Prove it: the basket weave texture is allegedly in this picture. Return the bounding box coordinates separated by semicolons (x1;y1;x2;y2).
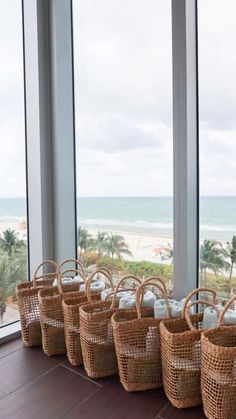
112;277;169;392
39;261;86;356
160;287;217;408
201;295;236;419
79;275;142;378
62;268;113;366
16;260;58;347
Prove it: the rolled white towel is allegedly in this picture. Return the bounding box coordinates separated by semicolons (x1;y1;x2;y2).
119;290;156;309
101;288;133;302
203;305;223;329
180;298;195;314
53;276;82;286
80;280;106;293
154;299;185;319
223;308;236;325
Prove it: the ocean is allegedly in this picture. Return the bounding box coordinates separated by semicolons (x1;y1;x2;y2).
0;196;236;241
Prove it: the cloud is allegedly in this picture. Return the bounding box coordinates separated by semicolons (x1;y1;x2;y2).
1;0;236;199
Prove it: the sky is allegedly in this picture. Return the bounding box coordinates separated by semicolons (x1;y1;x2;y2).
0;0;236;197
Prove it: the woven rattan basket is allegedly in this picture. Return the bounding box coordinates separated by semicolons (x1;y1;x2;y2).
79;275;142;378
38;264;86;356
112;278;169;392
16;260;58;347
160;287;217;408
201;295;236;419
62;268;113;366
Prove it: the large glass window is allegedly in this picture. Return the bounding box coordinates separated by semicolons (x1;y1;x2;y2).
73;1;173;286
0;1;27;327
198;0;236;297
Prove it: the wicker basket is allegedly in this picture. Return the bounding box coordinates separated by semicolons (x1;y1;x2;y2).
38;266;86;356
201;295;236;419
16;260;58;347
80;275;142;379
62;268;113;366
112;279;169;392
160;287;217;408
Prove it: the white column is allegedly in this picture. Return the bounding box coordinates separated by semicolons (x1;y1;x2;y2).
22;0;77;276
172;0;199;299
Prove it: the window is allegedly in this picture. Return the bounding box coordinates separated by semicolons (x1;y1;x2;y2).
0;1;28;327
73;0;173;285
198;0;236;298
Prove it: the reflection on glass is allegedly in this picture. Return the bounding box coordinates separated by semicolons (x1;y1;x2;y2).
198;0;236;298
0;1;27;327
73;0;173;288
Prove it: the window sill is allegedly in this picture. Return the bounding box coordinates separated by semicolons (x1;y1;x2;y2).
0;322;21;344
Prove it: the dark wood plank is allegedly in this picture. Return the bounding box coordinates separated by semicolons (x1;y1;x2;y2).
64;375;168;419
0;346;66;395
159;402;206;419
62;360;114;386
0;338;23;358
0;365;100;419
0;389;6;400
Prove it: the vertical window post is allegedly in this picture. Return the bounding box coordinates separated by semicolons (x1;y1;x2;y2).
22;0;77;275
172;0;199;298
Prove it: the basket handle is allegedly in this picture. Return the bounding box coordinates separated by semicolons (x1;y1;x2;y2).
58;258;86;277
57;268;85;294
135;281;170;320
184;299;220;331
143;276;168;295
33;260;59;287
218;294;236;327
182;287;217;315
96;266;112;277
86;268;113;302
110;275;142;309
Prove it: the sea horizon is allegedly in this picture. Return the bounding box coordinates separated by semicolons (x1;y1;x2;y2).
0;196;236;241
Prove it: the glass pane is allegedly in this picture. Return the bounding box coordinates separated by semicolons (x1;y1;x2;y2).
73;0;173;288
198;0;236;298
0;1;28;327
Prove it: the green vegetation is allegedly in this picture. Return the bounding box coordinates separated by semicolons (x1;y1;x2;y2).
80;228;236;297
0;229;27;323
0;228;26;257
199;239;229;287
78;230;132;262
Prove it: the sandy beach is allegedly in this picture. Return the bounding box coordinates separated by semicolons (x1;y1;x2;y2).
0;221;173;264
84;228;173;264
0;221;27;241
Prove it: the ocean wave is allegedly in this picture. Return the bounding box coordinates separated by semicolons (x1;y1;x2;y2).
200;224;236;232
0;216;23;222
79;218;236;233
80;218;173;230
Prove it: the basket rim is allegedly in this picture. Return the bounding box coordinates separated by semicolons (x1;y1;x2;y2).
201;325;236;355
112;307;154;325
159;314;203;338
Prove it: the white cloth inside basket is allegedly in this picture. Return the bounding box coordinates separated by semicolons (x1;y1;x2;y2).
203;305;236;329
101;288;133;302
119;342;147;358
154;299;183;319
80;280;106;293
25;310;40;325
86;322;113;345
203;305;223;329
53;276;82;286
44;316;64;328
119;290;156;309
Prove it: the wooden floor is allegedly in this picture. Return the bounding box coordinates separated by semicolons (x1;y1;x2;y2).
0;338;206;419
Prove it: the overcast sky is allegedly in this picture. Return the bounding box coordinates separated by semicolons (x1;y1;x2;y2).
0;0;236;197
